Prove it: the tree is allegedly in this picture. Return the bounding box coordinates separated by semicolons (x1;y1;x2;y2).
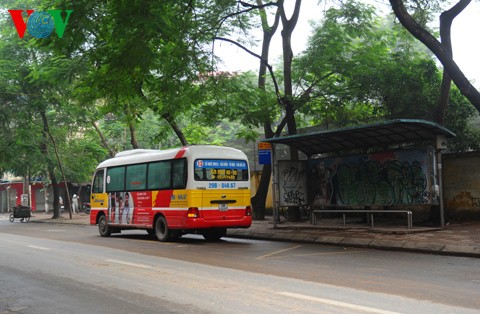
213;1;306;219
215;0;283;220
278;0;302;160
251;0;281;220
389;0;480;116
293;1;382;126
295;1;479;151
0;0;106;218
435;0;471;125
51;0;218;150
444;88;480;152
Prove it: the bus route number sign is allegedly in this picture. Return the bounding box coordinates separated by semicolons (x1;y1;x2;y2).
210;168;238;180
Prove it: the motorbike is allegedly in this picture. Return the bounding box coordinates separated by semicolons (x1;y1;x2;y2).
82;202;91;214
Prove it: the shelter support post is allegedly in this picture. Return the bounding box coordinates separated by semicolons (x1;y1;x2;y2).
437;151;445;228
271;143;279;229
436;134;447;228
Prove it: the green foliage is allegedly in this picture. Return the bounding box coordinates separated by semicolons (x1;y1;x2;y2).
353;55;442;120
402;0;443;27
1;0;479;189
445;88;480;152
0;0;103;182
199;72;280;128
292;0;478;150
60;133;108;183
293;1;386;127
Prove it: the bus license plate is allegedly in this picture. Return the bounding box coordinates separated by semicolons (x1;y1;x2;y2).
218;203;228;211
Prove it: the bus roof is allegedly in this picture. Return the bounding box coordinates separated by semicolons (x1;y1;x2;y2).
97;145;248;169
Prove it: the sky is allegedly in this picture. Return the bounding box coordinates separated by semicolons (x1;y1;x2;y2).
214;1;480;88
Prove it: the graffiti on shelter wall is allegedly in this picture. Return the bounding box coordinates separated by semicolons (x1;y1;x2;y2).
278;161;307;206
308;149;432;206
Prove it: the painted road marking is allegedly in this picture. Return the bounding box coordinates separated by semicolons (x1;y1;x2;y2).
256;245;302;259
367;267;389;272
278;292;400;314
27;245;51;251
265;250;368;260
105;259;151;269
257;245;367;260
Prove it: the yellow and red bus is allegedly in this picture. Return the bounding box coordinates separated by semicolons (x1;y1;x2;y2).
89;145;252;241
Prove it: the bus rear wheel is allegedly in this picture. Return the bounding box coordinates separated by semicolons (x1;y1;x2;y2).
203;228;227;241
98;215;111;237
155;216;170;242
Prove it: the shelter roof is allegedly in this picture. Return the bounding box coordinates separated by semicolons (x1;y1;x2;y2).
263;119;455;157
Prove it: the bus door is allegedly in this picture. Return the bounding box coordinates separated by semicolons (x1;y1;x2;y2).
91;169;108;216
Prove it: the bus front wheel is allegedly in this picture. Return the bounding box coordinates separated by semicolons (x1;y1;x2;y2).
98;215;111;237
155;216;170;242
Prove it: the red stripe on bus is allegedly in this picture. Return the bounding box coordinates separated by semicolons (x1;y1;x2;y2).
175;147;187;158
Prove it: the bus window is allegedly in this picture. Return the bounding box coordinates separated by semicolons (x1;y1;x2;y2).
106;166;125;192
92;170;104;194
172;159;186;189
148;161;171;190
126;164;147;191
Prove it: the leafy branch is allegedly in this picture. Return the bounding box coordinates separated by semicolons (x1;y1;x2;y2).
214;36;282;101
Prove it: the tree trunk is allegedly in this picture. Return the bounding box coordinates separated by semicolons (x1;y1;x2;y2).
137;87;188;147
389;0;480;112
279;0;301;161
162;112;188;146
40;110;72;219
251;1;280;220
252;123;275;220
129;122;140;149
49;168;60;219
279;0;302;220
435;0;471;125
252;164;271;220
91;120;115;158
39;118;60;219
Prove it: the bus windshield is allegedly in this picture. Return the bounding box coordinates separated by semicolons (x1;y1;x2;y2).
194;159;248;181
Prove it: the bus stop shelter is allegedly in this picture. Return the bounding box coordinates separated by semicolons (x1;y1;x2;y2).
263;119;456;228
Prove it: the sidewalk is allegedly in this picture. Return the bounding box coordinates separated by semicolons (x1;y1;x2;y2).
5;212;480;258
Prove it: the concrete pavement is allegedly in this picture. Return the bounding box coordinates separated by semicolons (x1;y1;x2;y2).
3;211;480;258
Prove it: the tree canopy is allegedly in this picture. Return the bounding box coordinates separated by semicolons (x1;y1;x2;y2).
1;0;479;218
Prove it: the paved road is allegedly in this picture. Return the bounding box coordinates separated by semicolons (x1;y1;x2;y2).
1;221;479;313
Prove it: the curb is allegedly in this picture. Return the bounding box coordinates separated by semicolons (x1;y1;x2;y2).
228;232;480;258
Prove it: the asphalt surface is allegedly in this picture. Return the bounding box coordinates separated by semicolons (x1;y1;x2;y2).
3;211;480;258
